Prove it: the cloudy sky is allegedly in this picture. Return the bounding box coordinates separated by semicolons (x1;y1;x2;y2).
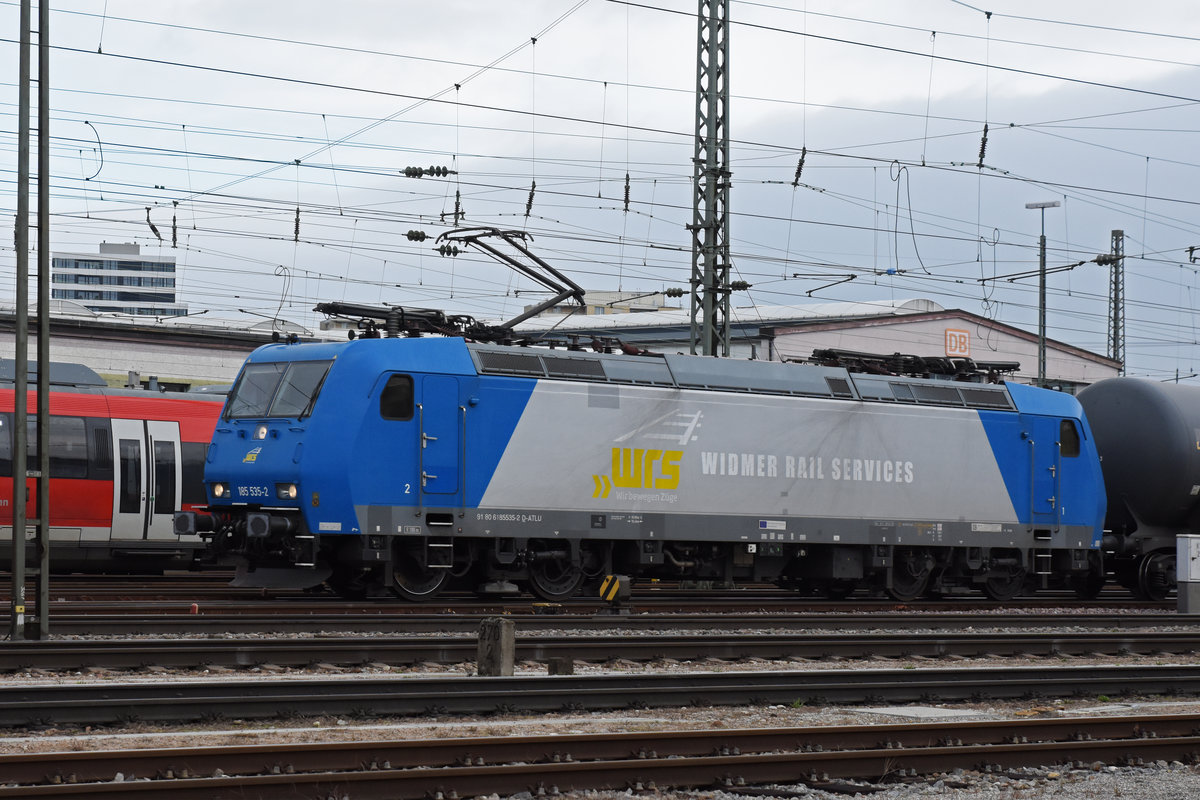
2;0;1198;379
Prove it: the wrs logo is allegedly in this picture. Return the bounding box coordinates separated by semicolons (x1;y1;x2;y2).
593;447;682;498
243;447;262;464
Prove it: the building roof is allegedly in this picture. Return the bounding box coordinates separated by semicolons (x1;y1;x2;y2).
0;301;312;336
768;306;1120;368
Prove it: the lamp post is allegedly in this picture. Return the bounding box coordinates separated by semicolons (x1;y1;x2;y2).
1025;200;1061;387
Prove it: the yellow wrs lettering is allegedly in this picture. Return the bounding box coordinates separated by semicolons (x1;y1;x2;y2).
611;447;682;490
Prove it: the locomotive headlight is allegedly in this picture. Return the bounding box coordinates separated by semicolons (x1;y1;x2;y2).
254;424;269;440
276;483;298;501
212;482;230;499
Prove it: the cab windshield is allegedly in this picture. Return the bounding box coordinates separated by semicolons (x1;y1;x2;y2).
225;360;333;419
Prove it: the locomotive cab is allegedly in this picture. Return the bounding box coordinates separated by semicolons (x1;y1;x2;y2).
176;337;497;599
176;346;337;589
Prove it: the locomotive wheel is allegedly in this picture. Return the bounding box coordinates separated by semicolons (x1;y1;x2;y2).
1135;551;1175;601
887;547;932;602
390;544;448;602
527;551;584;601
526;540;606;601
981;566;1027;602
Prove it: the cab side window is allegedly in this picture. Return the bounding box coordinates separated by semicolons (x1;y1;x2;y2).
380;375;414;421
1060;419;1081;458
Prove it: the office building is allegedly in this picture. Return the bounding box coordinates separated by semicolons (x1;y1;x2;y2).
51;242;187;318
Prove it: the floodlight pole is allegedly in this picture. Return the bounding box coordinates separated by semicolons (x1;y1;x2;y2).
1025;200;1060;387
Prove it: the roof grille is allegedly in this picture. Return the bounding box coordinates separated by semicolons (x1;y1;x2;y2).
543;356;606;379
959;387;1012;409
911;384;964;406
826;377;854;398
476;350;545;376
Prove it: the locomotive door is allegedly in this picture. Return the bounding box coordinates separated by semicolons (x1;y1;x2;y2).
110;419;183;541
417;376;461;501
1028;416;1061;529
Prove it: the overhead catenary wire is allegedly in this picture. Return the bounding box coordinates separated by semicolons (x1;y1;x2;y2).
1;2;1196;378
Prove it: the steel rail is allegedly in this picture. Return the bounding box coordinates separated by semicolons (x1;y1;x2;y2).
0;596;1166;612
0;611;1188;636
4;664;1200;728
4;629;1200;672
2;714;1199;797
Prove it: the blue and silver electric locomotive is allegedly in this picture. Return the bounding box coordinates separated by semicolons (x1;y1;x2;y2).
177;316;1106;602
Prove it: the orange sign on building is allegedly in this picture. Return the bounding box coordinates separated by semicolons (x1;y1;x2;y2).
945;328;970;358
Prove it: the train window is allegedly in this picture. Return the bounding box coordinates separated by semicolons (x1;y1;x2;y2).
153;440;177;514
380;375;414;420
268;360;332;418
226;362;286;418
89;420;114;481
118;438;141;513
1060;419;1081;458
52;416;88;478
23;416;88;478
180;442;208;505
226;360;333;419
0;415;9;475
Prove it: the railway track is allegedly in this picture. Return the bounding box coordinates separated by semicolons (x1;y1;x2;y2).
0;596;1171;615
0;610;1189;636
3;629;1200;672
2;713;1199;798
4;663;1200;728
0;572;1170;612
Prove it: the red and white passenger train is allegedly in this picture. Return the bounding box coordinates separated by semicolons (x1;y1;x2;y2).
0;361;223;573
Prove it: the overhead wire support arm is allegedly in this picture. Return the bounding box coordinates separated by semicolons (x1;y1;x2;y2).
976;260;1087;283
804;274;856;296
436;227;585;329
976;249;1129;284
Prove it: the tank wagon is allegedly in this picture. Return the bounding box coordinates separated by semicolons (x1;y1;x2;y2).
1076;378;1200;600
176;332;1106;602
1;360;223;573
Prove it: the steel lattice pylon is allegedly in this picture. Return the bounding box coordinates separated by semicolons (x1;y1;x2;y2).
1107;230;1125;373
689;0;731;356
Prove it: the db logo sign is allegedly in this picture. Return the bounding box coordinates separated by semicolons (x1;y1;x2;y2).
945;329;970;358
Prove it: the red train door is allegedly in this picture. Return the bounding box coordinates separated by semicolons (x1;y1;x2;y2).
110;419;183;541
